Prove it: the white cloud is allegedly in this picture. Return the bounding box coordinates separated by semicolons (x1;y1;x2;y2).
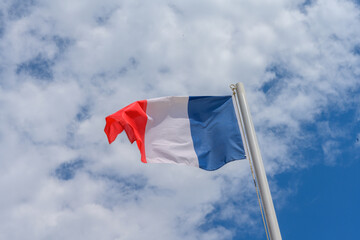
322;140;342;165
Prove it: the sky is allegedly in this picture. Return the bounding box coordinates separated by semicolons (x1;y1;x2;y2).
0;0;359;239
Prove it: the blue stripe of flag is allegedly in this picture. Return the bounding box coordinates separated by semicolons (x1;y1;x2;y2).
188;96;246;170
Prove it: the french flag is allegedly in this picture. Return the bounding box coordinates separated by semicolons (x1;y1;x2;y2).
104;96;246;170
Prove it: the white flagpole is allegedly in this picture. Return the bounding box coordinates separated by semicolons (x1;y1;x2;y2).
234;83;282;240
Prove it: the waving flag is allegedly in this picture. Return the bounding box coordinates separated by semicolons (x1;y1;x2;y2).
104;96;246;170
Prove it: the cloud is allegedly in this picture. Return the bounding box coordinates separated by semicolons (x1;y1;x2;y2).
321;140;342;166
7;0;35;20
0;0;359;239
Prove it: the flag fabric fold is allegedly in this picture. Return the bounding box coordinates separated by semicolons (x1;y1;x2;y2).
104;95;246;170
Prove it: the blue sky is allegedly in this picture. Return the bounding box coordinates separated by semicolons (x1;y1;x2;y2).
0;0;359;239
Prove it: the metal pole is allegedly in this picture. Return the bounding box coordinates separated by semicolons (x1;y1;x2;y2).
235;83;282;240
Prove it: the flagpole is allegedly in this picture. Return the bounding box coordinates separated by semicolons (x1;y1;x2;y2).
234;83;282;240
